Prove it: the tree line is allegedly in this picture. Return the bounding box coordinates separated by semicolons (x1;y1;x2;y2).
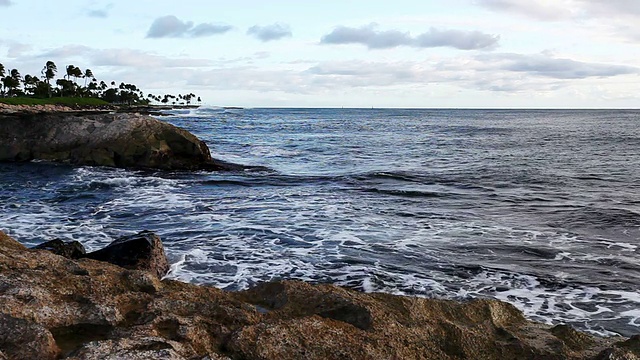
0;61;201;106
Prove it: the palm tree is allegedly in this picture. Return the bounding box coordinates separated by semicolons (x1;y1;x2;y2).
56;79;74;97
72;67;83;85
83;69;93;87
2;69;21;97
23;74;39;96
65;65;74;82
41;61;57;98
0;63;5;97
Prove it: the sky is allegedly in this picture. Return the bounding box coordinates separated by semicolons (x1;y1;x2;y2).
1;0;639;108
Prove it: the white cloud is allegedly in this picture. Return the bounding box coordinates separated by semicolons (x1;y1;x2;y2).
146;15;232;38
320;24;499;50
579;0;640;17
247;23;292;42
478;53;639;79
0;0;12;6
37;45;212;68
475;0;574;21
476;0;640;21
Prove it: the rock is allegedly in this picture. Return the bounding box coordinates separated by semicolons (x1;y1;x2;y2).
0;112;251;171
0;230;639;359
63;337;186;360
0;231;26;251
84;231;169;278
0;313;60;360
32;239;86;259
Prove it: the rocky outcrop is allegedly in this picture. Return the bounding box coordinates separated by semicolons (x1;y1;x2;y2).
0;230;638;360
33;239;86;259
84;231;169;278
33;232;170;278
0;112;249;171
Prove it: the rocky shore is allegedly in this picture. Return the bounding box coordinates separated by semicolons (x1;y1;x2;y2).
1;107;639;359
0;103;82;114
1;230;639;360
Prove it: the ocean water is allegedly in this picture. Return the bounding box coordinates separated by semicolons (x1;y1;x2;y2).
1;108;639;337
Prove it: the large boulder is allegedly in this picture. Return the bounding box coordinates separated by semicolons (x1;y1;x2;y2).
84;231;169;278
32;239;86;259
0;112;245;171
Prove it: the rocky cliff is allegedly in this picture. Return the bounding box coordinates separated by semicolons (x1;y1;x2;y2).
0;230;638;360
0;111;247;171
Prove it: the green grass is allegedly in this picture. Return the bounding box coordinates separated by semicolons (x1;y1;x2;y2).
0;97;109;106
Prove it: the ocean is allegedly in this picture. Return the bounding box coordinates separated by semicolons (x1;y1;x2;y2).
1;108;639;337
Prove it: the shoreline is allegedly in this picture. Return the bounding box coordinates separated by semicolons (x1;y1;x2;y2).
0;102;198;116
1;229;638;359
1;108;639;359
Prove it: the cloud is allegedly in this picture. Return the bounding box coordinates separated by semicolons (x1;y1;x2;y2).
6;43;32;58
474;1;640;43
146;15;232;38
577;0;640;18
481;53;639;79
415;29;501;50
476;0;640;21
0;0;12;6
190;23;234;37
86;3;113;18
87;9;108;18
37;45;212;68
0;40;32;58
321;25;410;49
475;0;574;21
320;24;499;50
247;23;292;42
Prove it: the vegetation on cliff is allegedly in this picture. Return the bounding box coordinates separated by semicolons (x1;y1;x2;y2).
0;61;201;106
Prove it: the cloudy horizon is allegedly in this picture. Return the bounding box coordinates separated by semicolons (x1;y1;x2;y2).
0;0;639;108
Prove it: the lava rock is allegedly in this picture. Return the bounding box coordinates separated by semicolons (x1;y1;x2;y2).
32;239;86;259
84;231;169;278
1;229;640;360
0;313;60;360
0;112;250;171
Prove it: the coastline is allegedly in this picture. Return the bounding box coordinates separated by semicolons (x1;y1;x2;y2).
1;229;637;359
1;108;639;359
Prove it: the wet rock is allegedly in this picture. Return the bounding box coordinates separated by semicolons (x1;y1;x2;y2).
85;231;169;278
0;112;249;171
1;229;639;360
32;239;86;259
0;313;60;360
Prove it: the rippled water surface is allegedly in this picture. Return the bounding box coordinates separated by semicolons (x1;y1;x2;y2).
1;108;639;336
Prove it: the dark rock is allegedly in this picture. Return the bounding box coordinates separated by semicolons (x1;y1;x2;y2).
0;112;255;171
0;313;60;360
551;324;596;351
84;231;169;278
32;239;86;259
595;335;640;359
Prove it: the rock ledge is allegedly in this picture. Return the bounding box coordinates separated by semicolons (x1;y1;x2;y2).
0;230;638;360
0;112;250;171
